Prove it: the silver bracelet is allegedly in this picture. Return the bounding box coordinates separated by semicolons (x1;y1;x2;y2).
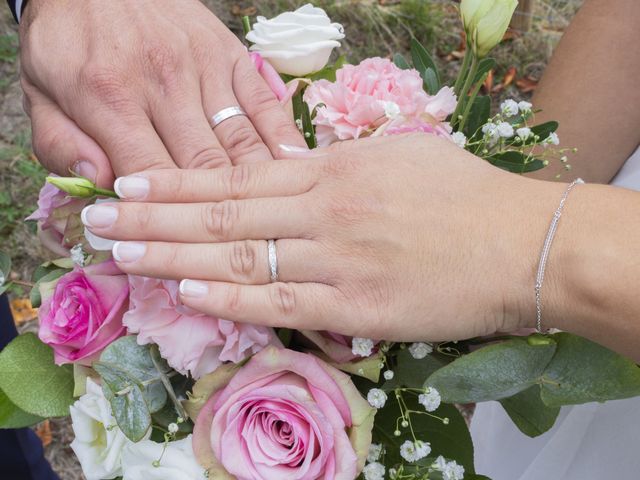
535;178;584;333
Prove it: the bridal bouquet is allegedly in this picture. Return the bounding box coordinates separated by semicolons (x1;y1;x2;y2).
2;2;640;480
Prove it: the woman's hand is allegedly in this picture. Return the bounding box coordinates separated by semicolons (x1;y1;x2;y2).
81;135;565;342
19;0;305;186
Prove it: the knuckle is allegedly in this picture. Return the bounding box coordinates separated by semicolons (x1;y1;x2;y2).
79;64;132;110
224;284;244;314
270;283;297;318
224;125;263;159
230;241;257;280
32;125;67;164
202;200;238;240
185;146;229;169
324;194;381;224
226;164;251;199
141;41;181;88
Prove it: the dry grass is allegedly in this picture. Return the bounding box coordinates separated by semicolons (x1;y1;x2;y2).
0;1;582;478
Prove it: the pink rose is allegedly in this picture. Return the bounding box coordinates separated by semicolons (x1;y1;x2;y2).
250;52;296;103
192;346;375;480
38;260;128;365
123;276;278;379
26;179;91;256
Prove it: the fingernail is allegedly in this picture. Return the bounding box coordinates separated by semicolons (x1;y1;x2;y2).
73;161;98;182
114;176;150;200
179;279;209;298
112;242;147;263
278;144;326;158
81;204;118;228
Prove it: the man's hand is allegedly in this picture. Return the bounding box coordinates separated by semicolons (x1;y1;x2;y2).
19;0;305;186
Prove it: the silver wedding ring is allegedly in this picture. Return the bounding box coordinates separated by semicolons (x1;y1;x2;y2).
267;239;278;283
210;106;247;128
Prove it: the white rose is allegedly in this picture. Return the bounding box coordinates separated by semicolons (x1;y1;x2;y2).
246;3;344;76
121;435;206;480
70;378;132;480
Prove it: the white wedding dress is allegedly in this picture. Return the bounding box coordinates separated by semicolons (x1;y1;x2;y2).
471;146;640;480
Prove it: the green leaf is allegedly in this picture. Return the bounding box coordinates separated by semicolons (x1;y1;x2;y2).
31;263;62;283
411;38;440;92
393;53;411;70
0;388;45;429
0;251;11;286
0;283;11;296
472;58;496;86
98;336;167;413
307;55;347;82
463;95;491;140
30;268;67;308
530;121;558;143
422;67;440;95
540;333;640;407
373;394;475;474
94;362;151;442
487;151;545;174
152;402;193;435
426;338;557;403
0;333;74;417
499;385;560;437
388;349;451;390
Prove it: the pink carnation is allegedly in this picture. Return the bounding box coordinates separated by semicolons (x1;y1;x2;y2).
123;276;279;379
26;179;90;256
38;260;128;365
304;57;457;146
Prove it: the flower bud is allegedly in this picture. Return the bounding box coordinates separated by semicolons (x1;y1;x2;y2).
460;0;518;58
46;176;97;198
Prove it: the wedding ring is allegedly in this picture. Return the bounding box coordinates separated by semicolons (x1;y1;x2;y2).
210;106;247;128
267;239;278;283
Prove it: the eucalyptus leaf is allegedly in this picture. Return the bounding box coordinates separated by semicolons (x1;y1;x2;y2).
94;362;151;442
541;333;640;407
0;388;45;429
372;393;475;474
393;53;411;70
426;338;557;403
31;263;62;283
0;251;11;286
488;151;545;174
499;385;560;437
411;38;440;92
0;333;74;417
387;349;451;390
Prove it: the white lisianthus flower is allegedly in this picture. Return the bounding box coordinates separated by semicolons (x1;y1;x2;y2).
500;99;519;117
419;387;442;412
246;4;345;76
496;121;514;138
362;462;386;480
451;131;467;148
399;440;431;463
352;337;375;357
121;435;205;480
408;342;433;359
460;0;519;58
516;127;532;141
367;443;383;463
70;378;133;480
367;388;388;409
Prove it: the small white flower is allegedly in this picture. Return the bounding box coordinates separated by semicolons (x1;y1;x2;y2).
500;99;519;117
451;131;467;148
352;337;375;357
168;423;179;434
443;460;465;480
367;443;383;463
399;440;431;463
481;122;499;142
383;370;395;381
516;127;532;141
497;122;514;138
418;387;441;412
518;100;533;112
367;388;388;409
363;462;386;480
70;243;86;267
389;468;398;479
433;455;448;470
408;342;433;360
382;101;401;119
545;132;560;146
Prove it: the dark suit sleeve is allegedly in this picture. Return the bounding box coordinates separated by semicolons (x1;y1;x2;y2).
6;0;27;23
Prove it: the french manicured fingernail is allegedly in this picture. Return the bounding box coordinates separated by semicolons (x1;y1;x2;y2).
278;144;326;158
179;279;209;298
112;242;147;263
81;204;118;228
114;176;150;200
73;161;98;182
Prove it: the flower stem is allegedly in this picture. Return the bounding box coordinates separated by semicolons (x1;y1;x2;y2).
451;56;479;129
458;72;488;132
453;47;472;97
93;188;119;199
